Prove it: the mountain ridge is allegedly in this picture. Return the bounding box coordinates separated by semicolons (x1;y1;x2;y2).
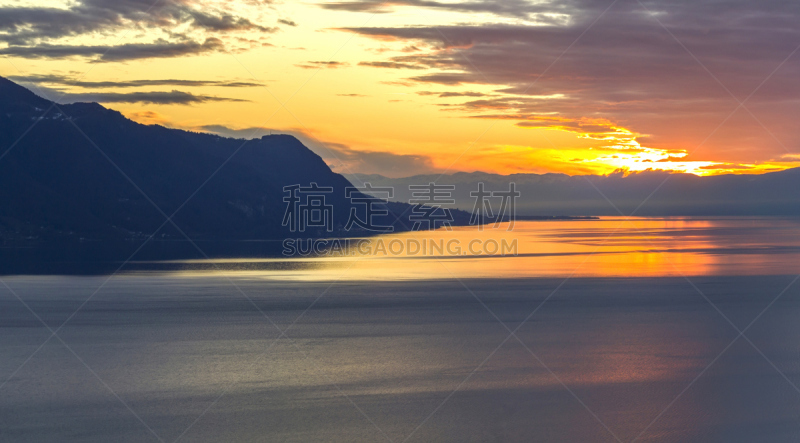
0;77;460;247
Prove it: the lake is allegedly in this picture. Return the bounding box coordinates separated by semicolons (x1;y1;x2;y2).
2;217;800;442
145;216;800;280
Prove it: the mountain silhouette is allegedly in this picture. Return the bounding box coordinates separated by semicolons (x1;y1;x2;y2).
348;167;800;217
0;77;462;253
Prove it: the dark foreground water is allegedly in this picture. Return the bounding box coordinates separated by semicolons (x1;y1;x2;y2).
2;275;800;442
2;218;800;442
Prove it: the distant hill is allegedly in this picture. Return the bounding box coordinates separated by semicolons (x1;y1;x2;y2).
346;168;800;216
0;77;466;249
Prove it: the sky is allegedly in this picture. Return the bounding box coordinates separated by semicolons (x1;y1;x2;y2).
1;0;800;178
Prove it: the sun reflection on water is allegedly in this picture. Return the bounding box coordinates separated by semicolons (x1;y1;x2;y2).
162;217;800;281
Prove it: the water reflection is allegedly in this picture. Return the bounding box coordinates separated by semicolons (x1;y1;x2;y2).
162;217;800;280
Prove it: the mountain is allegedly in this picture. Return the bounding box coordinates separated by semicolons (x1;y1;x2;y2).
346;168;800;216
0;77;465;250
3;73;798;259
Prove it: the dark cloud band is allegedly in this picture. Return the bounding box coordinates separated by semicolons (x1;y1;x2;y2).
59;90;249;105
8;74;263;89
0;38;225;62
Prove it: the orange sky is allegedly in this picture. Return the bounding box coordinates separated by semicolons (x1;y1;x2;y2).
1;0;799;177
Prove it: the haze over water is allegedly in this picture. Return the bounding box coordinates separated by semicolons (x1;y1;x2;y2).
3;217;800;442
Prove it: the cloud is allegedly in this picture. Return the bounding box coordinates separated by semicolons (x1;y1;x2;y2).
417;91;489;98
295;61;349;69
320;1;391;13
319;0;568;19
7;74;263;88
198;124;440;177
322;144;441;178
0;0;277;60
408;73;475;85
187;10;274;33
0;1;273;43
340;1;800;163
512;116;636;139
58;90;249;105
698;163;754;170
0;38;226;62
358;61;426;70
278;19;298;27
380;80;415;87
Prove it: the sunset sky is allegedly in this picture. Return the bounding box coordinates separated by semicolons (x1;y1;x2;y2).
2;0;800;177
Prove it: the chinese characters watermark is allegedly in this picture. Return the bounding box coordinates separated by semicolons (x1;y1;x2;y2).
281;181;521;256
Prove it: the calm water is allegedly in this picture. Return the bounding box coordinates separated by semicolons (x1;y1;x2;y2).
2;217;800;442
157;217;800;280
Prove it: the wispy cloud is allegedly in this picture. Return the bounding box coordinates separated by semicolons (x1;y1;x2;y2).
417;91;489;98
8;74;263;88
58;90;249;105
295;61;349;69
0;0;287;61
358;61;426;70
0;38;227;62
320;0;569;20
